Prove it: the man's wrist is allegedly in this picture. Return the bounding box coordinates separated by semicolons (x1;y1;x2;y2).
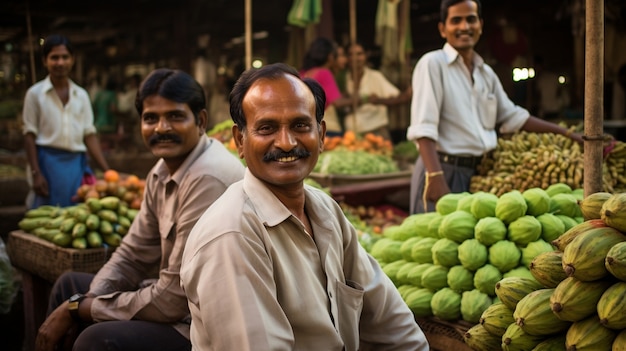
67;293;87;322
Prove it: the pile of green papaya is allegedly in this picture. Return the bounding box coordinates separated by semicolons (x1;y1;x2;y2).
18;197;137;249
363;183;587;327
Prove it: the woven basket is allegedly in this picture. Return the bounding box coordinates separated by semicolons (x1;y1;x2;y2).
6;230;115;283
415;317;473;351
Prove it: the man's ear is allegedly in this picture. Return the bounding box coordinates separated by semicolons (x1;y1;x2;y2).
197;109;209;135
318;121;326;153
232;124;245;159
438;22;446;39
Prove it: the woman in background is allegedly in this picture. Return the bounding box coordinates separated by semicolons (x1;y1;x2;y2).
300;37;357;136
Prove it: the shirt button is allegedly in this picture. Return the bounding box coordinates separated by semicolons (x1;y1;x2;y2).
329;292;333;298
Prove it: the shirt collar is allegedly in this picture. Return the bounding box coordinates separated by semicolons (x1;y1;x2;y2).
152;134;212;185
242;168;293;227
442;42;485;68
42;75;80;96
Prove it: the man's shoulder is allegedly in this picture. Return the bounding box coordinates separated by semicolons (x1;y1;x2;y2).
189;139;245;180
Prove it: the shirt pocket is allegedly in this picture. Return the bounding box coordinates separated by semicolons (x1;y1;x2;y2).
479;93;497;130
336;279;364;351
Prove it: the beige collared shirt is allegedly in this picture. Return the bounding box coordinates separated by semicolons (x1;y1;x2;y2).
22;76;96;152
407;43;529;156
181;168;429;350
88;135;245;338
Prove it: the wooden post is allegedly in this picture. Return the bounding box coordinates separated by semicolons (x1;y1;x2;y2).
245;0;252;70
584;0;604;196
26;2;36;85
349;0;358;132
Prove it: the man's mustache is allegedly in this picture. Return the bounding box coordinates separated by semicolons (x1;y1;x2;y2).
263;148;311;162
149;134;182;145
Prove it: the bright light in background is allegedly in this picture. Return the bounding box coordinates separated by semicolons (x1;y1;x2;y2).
558;76;566;84
513;68;532;82
252;59;263;68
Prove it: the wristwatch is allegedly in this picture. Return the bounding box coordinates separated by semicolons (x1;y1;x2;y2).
67;293;87;322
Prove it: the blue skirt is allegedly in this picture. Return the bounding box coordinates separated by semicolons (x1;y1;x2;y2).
32;146;90;208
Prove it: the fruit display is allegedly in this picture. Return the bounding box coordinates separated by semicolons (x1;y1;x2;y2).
469;129;626;196
323;130;393;156
15;170;145;249
18;196;136;249
461;191;626;351
362;186;586;326
74;170;145;210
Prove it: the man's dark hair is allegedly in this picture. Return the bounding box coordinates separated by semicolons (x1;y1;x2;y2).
42;34;74;58
302;37;336;71
135;68;206;124
440;0;482;23
229;62;326;130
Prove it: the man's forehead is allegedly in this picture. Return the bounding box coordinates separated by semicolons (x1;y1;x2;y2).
246;74;310;99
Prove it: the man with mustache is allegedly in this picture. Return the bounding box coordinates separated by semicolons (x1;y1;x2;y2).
181;63;428;351
407;0;584;213
35;68;245;351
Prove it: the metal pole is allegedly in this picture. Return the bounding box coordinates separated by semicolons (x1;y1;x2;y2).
245;0;252;69
583;0;604;196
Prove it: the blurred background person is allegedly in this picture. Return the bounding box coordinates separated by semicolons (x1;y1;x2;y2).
93;77;120;134
344;41;411;140
300;37;357;136
22;34;110;208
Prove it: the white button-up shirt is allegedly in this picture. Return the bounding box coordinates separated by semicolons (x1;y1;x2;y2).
22;75;96;152
407;43;529;156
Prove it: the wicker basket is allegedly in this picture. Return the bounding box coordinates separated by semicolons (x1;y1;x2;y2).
6;230;115;283
415;317;473;351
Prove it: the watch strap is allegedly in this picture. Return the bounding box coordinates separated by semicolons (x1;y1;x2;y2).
67;293;87;322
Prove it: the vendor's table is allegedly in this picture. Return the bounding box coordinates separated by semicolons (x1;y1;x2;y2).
309;171;413;211
6;230;115;351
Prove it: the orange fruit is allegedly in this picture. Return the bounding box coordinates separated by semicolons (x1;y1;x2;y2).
124;174;140;190
104;169;120;183
95;179;108;193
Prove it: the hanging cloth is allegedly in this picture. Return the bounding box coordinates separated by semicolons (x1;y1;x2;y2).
287;0;323;28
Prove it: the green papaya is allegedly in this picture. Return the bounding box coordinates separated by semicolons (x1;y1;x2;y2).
514;288;571;336
562;226;626;281
550;276;612;322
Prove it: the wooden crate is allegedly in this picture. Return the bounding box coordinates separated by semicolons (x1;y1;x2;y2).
6;230;115;283
415;317;473;351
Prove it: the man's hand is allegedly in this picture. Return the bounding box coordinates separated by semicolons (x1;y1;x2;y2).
32;173;49;197
35;301;76;351
424;174;450;203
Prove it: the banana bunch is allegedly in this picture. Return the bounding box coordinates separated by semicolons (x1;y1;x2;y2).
471;128;626;196
604;141;626;193
18;197;137;249
471;131;584;196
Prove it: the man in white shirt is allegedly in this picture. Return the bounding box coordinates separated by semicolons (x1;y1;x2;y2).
407;0;583;213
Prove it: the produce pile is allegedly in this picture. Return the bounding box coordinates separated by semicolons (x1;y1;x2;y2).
74;170;145;210
364;183;586;326
463;192;626;351
18;197;136;249
470;129;626;196
17;170;144;249
0;164;25;178
323;130;393;156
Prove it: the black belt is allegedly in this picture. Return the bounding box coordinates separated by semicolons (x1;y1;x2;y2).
438;152;483;169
